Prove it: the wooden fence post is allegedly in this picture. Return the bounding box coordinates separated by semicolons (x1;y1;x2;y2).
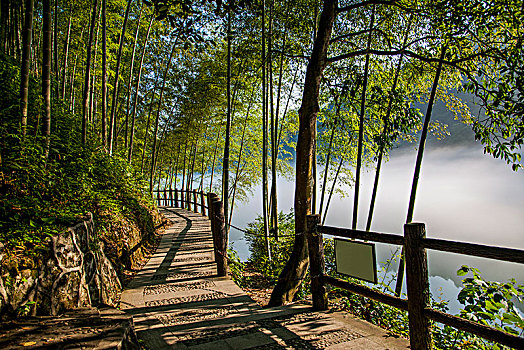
193;190;197;212
175;189;179;207
306;214;328;310
208;193;219;246
207;192;215;220
156;190;160;206
200;191;205;215
187;190;191;210
169;188;173;207
163;188;167;206
405;223;432;350
212;197;228;276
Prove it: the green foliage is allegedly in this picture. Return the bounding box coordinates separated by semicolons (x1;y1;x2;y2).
245;211;293;277
227;247;245;287
456;265;524;334
432;266;524;350
0;52;157;271
243;211;311;300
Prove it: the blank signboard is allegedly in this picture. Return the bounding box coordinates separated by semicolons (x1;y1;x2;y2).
335;238;377;284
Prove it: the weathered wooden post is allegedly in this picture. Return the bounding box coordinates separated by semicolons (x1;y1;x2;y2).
187;190;191;211
306;214;328;310
405;223;432;350
200;191;205;215
156;190;160;206
212;197;228;276
169;188;174;207
174;189;179;207
193;190;198;212
208;193;219;246
207;192;215;220
163;188;167;206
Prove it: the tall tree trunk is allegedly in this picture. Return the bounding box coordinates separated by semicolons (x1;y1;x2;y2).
149;40;177;193
14;1;21;59
171;142;180;190
41;0;52;155
90;9;101;125
187;139;196;191
0;0;9;53
318;103;339;219
261;0;271;261
229;87;255;228
222;8;232;227
53;0;58;99
276;64;298;146
140;87;157;173
20;0;34;135
268;0;336;307
82;0;100;144
269;0;279;238
270;33;286;239
101;0;107;147
394;45;447;296
209;129;220;192
311;4;319;215
67;26;85;110
108;0;132;154
31;16;41;76
365;16;412;232
181;140;188;199
322;154;344;225
124;6;142;151
68;53;77;109
129;14;153;162
60;13;71;99
352;5;375;230
196;125;208;191
199;145;206;191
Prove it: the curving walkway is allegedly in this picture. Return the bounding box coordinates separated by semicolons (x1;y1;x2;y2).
120;208;410;349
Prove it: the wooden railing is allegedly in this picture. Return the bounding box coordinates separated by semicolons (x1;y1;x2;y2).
306;214;524;350
152;189;228;277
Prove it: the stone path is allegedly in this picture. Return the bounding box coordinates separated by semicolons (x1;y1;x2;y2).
0;307;137;349
120;208;410;350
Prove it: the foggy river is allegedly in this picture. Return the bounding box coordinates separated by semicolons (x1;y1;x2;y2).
228;141;524;313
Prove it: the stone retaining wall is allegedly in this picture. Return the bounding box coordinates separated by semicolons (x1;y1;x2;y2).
0;213;122;316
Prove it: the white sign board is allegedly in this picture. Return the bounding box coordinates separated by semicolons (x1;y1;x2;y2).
335;238;377;284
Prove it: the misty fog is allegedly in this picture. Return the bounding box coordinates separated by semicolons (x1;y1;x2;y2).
229;137;523;312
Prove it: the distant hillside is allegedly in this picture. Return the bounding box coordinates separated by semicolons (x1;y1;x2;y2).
417;92;482;148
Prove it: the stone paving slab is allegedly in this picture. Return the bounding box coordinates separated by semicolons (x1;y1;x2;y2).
121;207;409;350
0;307;138;349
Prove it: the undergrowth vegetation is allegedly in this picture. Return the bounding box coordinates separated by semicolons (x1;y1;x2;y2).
0;52;159;274
233;212;524;349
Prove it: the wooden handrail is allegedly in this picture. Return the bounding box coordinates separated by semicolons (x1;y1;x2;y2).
152;188;228;277
425;308;524;349
308;215;524;350
422;238;524;264
322;275;408;311
320;225;404;245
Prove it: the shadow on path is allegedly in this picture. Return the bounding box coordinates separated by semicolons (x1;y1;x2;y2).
120;207;410;350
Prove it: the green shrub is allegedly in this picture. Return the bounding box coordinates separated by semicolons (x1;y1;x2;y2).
243;210;311;299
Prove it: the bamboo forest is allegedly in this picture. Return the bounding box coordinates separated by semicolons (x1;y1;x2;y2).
0;0;523;349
